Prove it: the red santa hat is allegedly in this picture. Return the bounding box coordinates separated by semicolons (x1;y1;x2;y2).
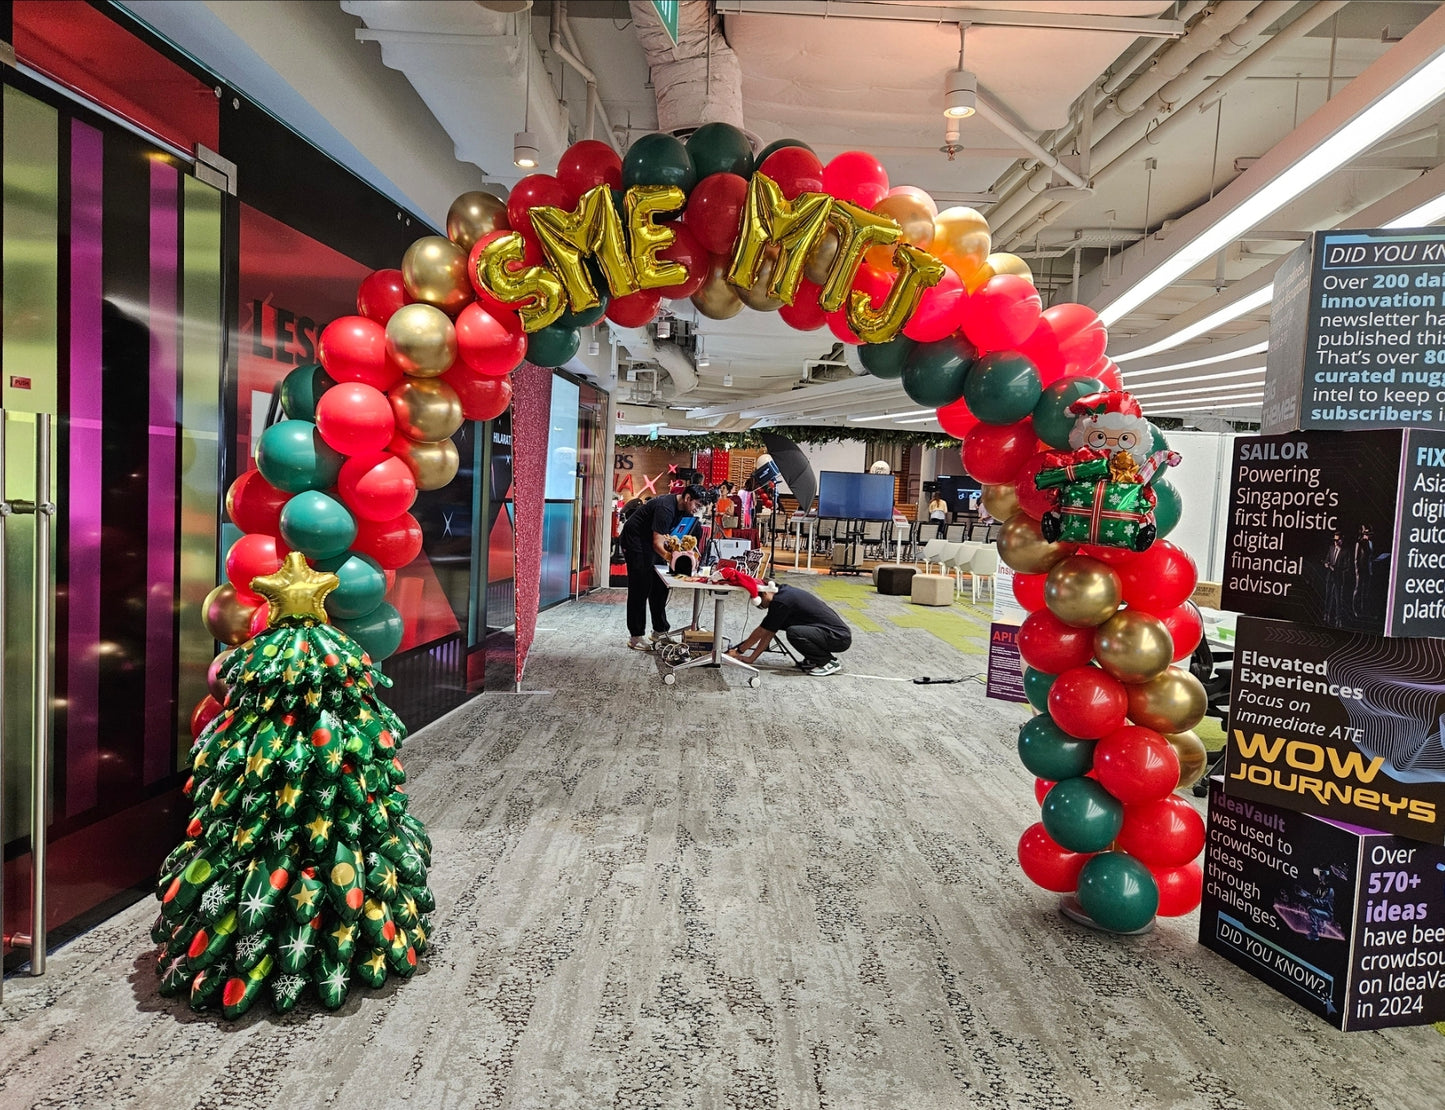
712;565;774;606
1067;390;1143;421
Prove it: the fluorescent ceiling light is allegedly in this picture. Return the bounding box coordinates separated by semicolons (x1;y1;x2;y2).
1099;48;1445;327
1129;366;1268;392
1114;289;1274;362
1384;192;1445;228
850;410;935;421
1134;385;1265;403
896;415;943;424
1123;341;1270;378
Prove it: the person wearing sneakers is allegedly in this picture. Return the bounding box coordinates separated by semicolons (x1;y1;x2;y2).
726;580;851;676
620;483;707;651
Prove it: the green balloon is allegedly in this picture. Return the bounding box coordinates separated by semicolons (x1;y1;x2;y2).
686;122;754;180
901;334;977;407
317;552;387;620
1031;375;1104;450
1152;478;1182;538
963;351;1043;425
756;138;814;163
1040;776;1124;854
1018;714;1096;781
1076;851;1160;933
1148;422;1171;454
334;601;403;661
558;285;609;328
622;132;696;194
858;334;916;380
1023;667;1057;713
526;323;581;368
255;420;345;493
279;490;356;560
279;363;334;422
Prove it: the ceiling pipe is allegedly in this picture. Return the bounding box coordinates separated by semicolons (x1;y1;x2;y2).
995;1;1348;248
974;93;1090;191
551;1;618;147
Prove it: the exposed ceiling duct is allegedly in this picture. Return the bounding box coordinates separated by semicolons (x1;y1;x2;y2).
607;324;700;398
628;0;745;133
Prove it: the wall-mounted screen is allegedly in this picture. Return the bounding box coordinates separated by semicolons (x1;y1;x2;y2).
817;471;895;521
935;475;983;513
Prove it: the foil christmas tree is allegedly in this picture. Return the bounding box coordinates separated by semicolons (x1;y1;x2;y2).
152;553;434;1018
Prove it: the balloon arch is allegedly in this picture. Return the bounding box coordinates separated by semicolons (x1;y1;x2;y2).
197;123;1209;931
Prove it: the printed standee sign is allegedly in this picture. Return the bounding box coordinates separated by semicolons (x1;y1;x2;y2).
1200;779;1445;1031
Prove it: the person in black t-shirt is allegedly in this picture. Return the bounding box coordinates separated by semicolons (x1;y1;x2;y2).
619;484;707;650
727;581;851;676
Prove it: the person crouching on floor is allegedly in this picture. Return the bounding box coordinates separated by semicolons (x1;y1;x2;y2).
726;580;851;677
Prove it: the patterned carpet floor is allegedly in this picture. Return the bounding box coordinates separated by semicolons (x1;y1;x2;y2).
2;573;1443;1109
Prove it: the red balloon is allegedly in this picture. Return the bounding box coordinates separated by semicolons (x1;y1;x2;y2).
1096;360;1124;390
822;150;889;208
190;695;223;739
357;269;409;325
1018;822;1093;893
319;316;398;391
1157;601;1205;661
778;278;828;332
961;419;1037;484
657;222;709;300
352;512;424;570
1034;778;1056;806
315;382;396;456
902;268;965;343
1047;665;1129;739
337;452;418;522
1152;861;1204;916
606;288;663;328
1013;450;1061;519
1094;725;1180;804
959;275;1041;353
226;533;284;598
936;396;979;440
1117;540;1197;614
226;470;291;536
248;602;270;639
455;302;526;378
683;172;749;256
556;139;623;204
506;173;571;240
1017;609;1098;674
1012;572;1048;613
1116;795;1206;869
1045;303;1109;378
442;365;512;422
757;146;825;200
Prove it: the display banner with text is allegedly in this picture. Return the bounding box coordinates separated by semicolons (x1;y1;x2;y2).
1263;226;1445;434
1200;779;1445;1031
1221;428;1445;638
1224;616;1445;844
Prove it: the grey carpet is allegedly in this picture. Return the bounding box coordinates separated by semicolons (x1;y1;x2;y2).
2;574;1443;1110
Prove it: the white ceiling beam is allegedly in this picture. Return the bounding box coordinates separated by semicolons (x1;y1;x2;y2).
715;2;1187;37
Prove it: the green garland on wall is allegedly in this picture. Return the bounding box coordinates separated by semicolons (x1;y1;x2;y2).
615;426;960;451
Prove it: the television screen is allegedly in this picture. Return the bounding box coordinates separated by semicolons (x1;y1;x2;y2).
816;472;895;521
935;475;983;514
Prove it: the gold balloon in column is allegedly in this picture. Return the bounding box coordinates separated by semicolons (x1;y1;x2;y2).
691;253;744;320
446;190;509;251
390;377;464;442
735;245;784;312
393;436;460;490
206;647;236;701
980;482;1019;523
1044;555;1121;628
865;190;935;270
385;303;458;377
966;250;1034;292
804;226;841;285
1125;666;1208;734
997;512;1071;575
929;206;991;284
402;236;473;315
202;582;261;646
1092;609;1174;683
1166;729;1209;789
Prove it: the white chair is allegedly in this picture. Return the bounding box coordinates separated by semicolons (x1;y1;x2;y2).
917;537;950;574
967;544;999;604
945;541;982;598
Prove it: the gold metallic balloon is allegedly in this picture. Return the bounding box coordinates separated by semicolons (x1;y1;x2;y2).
203;582;261;647
627;185;688;291
998;512;1072;575
206;647;236;702
477;232;565;332
819;201;900;311
691;254;744;320
1167;729;1209;790
727;173;833;305
804;226;841;285
849;243;945;343
736;246;784;312
446;190;509;251
531;185;639;310
1126;666;1208;734
929;206;991;285
1044;555;1121;628
393;436;460;490
402;236;473;315
1093;609;1174;684
390;377;464;443
980;482;1019;522
865;189;935;271
385;303;458;377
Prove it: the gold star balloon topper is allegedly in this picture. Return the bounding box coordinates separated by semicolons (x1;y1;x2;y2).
249;552;340;626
